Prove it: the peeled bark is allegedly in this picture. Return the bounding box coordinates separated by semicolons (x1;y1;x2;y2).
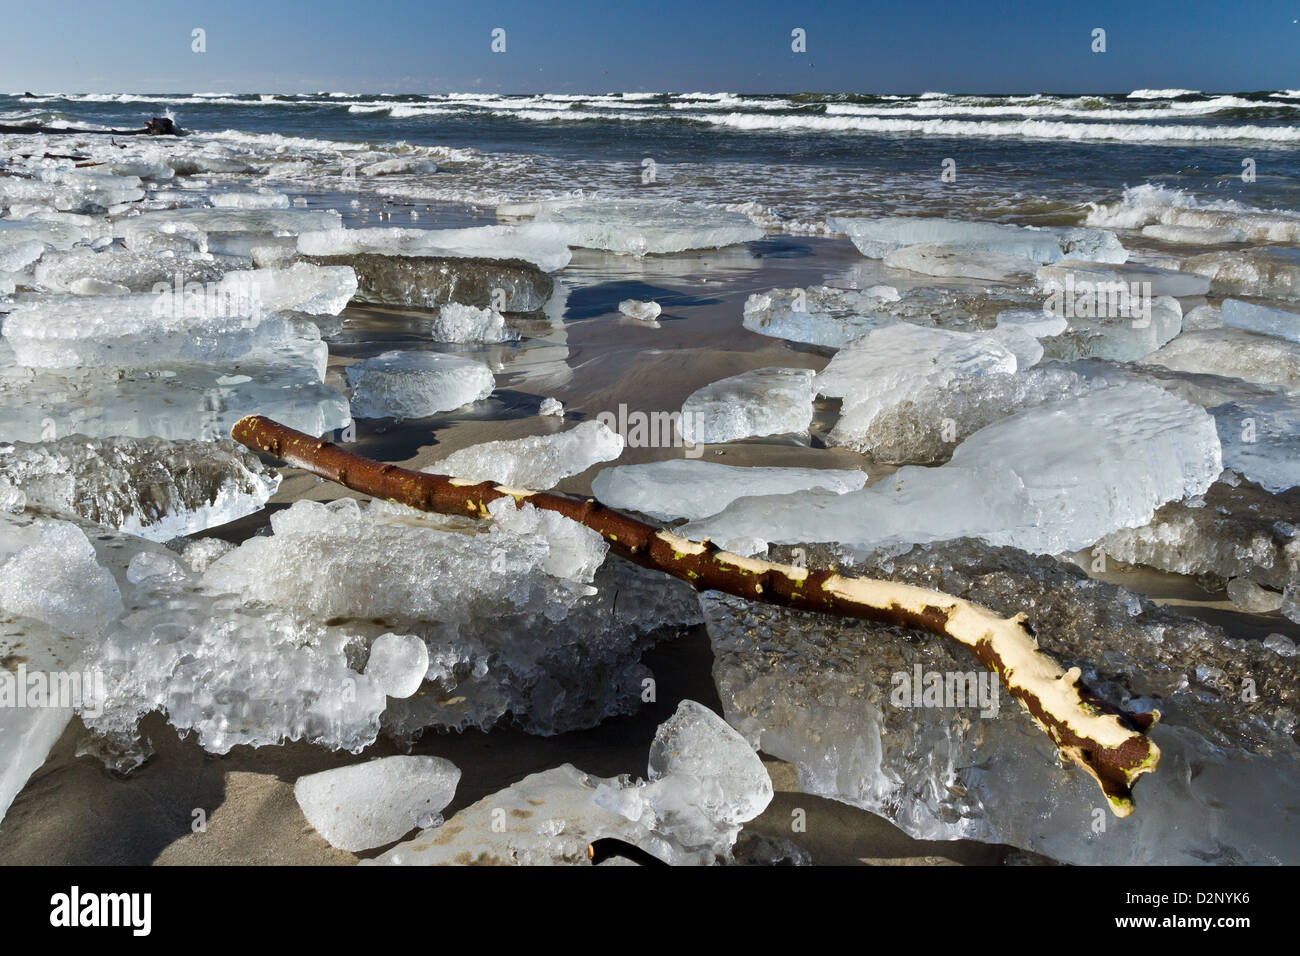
231;413;1161;814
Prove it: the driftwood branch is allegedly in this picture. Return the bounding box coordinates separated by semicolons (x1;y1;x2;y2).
231;414;1161;815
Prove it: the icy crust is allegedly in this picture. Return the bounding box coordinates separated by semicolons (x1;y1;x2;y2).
741;284;1028;349
1096;474;1300;599
685;384;1221;556
591;459;867;522
76;497;701;757
828;216;1126;264
368;700;771;865
299;253;553;312
297;223;572;273
294;756;461;852
703;538;1300;865
680;367;815;444
1144;328;1300;392
344;350;495;420
429;420;624;490
0;436;279;541
496;198;764;256
0;344;351;444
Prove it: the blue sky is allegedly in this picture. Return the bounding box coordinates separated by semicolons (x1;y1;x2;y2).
2;0;1297;94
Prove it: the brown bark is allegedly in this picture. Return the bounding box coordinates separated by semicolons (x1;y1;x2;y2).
232;414;1161;814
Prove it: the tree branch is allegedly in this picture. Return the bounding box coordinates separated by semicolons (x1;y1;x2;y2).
231;413;1160;815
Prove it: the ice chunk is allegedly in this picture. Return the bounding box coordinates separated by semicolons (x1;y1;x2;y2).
0;240;45;274
702;537;1300;865
118;208;342;245
679;367;814;444
2;293;328;372
294;756;460;852
299;253;553;312
829;216;1125;264
0;345;351;444
497;198;763;256
619;299;662;322
1096;474;1300;593
360;632;428;699
0;219;99;253
885;244;1036;280
686;384;1221;556
1039;295;1183;363
996;309;1068;338
1145;328;1300;391
345;350;494;420
816;324;1019;454
0;435;279;540
0;518;122;638
487;497;609;581
180;538;234;573
428;303;517;344
742;286;893;348
208;190;291;209
1182;250;1300;301
1221;298;1300;343
368;699;770;865
592;459;866;521
538;397;564;418
1141;223;1248;244
1038;259;1210;297
298;222;571;272
430;420;624;489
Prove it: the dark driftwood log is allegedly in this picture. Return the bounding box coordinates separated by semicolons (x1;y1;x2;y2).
231;413;1161;814
0;117;181;137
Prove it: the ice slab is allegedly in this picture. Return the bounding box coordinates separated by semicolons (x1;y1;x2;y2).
345;350;494;420
297;223;571;273
1038;259;1210;298
828;216;1126;264
702;537;1300;865
497;198;763;256
885;244;1036;280
430;420;624;490
0;435;279;540
591;459;867;521
294;756;460;852
1221;298;1300;343
0;344;351;444
679;367;815;444
686;384;1221;556
300;253;552;312
1144;328;1300;391
1182;251;1300;302
1039;295;1183;362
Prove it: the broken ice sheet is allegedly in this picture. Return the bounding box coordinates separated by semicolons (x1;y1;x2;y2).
1144;328;1300;392
884;244;1037;280
0;435;279;540
0;342;351;444
344;350;494;420
685;383;1221;556
368;700;771;865
702;537;1299;865
294;756;460;852
496;198;764;256
428;420;623;489
680;367;814;444
299;252;554;312
427;303;518;344
297;222;572;273
828;216;1126;264
1221;298;1300;343
1037;259;1210;298
591;459;866;522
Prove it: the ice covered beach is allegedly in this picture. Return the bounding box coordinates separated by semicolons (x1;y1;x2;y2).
0;91;1298;867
